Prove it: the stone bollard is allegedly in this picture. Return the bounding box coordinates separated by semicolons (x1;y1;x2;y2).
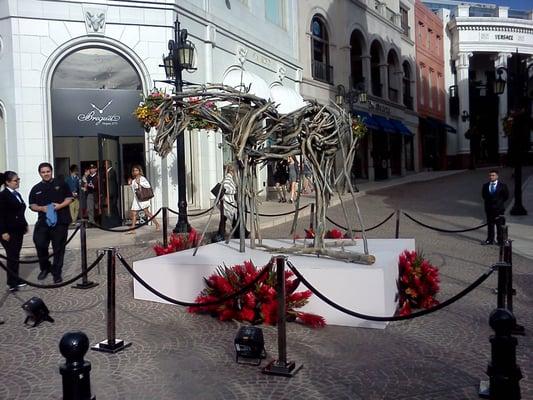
59;331;95;400
479;308;522;399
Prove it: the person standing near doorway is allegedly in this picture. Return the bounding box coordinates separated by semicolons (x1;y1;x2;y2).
86;164;99;226
481;169;509;246
65;164;80;223
127;165;160;233
0;171;28;291
29;162;72;283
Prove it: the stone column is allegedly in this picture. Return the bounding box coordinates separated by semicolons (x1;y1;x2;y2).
361;55;371;91
455;52;472;161
495;52;512;158
380;63;389;99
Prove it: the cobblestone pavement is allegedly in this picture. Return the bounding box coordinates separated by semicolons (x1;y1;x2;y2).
1;167;532;399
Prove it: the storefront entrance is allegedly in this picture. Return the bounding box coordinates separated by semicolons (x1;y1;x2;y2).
50;46;146;227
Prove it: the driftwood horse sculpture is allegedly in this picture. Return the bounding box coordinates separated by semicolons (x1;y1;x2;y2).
153;85;374;265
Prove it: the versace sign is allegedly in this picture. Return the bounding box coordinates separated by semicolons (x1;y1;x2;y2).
51;89;144;137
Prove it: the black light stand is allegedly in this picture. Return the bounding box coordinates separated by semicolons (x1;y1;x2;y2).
161;14;197;233
72;219;98;289
494;51;533;216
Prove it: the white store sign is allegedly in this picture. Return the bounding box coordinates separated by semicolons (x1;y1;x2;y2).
479;32;529;42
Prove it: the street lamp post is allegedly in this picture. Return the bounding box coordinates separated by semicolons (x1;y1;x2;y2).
161;15;196;232
494;52;533;216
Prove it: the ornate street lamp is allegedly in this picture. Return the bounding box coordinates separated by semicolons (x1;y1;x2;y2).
494;53;533;216
335;83;368;108
161;15;197;232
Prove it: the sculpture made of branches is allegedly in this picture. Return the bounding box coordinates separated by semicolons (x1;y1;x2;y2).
153;85;374;265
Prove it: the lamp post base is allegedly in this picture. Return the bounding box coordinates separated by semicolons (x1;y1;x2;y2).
509;205;527;216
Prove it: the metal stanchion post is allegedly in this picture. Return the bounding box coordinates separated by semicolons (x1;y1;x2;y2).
262;256;302;377
479;308;522;399
91;248;131;354
162;207;169;248
309;203;315;230
73;220;98;289
59;331;95;400
395;209;400;239
503;239;525;336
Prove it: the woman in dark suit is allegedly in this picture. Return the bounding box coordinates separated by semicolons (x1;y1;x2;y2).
0;171;29;291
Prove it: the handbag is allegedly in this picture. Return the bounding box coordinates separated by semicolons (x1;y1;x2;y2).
135;185;154;202
211;182;225;198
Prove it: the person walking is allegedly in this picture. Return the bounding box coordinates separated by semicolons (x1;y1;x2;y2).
217;164;237;238
481;169;509;245
273;159;288;202
127;165;160;233
65;164;80;223
287;156;299;203
85;164;99;226
28;162;73;283
0;171;28;291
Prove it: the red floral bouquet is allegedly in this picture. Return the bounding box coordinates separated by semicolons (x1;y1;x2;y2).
188;260;325;328
397;250;440;316
153;228;200;256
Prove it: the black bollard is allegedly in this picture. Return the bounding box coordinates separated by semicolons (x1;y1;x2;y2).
59;331;95;400
479;308;522;399
395;209;400;239
91;248;131;353
73;220;98;290
162;207;169;248
262;256;302;377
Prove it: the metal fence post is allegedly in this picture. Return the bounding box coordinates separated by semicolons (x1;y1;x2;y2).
309;203;315;230
73;220;98;290
162;207;169;248
395;209;400;239
91;248;131;354
262;256;302;377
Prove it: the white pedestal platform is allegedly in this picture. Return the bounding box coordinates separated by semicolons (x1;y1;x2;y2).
133;239;415;329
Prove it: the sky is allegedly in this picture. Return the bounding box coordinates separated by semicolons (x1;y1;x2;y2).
474;0;533;10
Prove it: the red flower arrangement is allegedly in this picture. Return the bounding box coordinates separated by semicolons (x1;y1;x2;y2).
397;250;440;316
153;228;200;256
304;228;353;240
188;260;326;328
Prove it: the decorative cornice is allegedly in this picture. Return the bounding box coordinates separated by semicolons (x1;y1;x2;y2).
457;25;533;34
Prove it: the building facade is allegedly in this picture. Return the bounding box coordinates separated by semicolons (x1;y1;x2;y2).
425;1;533;168
297;0;419;182
415;0;450;171
0;0;301;224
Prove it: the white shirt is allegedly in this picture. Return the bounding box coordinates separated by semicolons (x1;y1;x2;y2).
6;187;23;203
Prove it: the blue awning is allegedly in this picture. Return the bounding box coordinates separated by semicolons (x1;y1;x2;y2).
353;111;381;131
373;115;396;133
389;119;414;136
424;117;457;134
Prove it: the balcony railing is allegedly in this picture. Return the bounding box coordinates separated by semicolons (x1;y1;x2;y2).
403;93;413;110
312;60;334;84
388;87;399;103
402;25;410;37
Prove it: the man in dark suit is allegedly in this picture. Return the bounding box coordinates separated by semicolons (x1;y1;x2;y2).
102;160;121;228
481;169;509;245
0;171;29;291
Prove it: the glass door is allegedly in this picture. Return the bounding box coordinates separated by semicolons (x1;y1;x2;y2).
98;134;122;228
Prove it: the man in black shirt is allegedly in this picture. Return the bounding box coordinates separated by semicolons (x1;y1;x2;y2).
29;162;73;283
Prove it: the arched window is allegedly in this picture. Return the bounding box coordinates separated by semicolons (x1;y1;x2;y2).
350;30;364;89
310;15;332;84
370;41;383;97
52;47;142;90
402;61;413;109
387;50;400;102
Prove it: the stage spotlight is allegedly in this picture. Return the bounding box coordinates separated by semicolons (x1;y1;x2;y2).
234;326;266;365
22;297;55;327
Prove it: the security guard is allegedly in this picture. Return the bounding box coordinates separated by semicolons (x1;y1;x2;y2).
29;162;73;283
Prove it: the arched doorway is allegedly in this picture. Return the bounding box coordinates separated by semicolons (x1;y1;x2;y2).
51;46;146;227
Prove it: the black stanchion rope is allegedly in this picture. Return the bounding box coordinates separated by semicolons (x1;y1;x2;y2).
91;208;162;232
287;260;496;322
0;224;81;264
116;252;273;307
0;253;105;289
226;201;310;217
167;205;216;218
402;212;487;233
326;211;395;232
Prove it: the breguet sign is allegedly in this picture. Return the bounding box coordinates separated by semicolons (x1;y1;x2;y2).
52;89;144;137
